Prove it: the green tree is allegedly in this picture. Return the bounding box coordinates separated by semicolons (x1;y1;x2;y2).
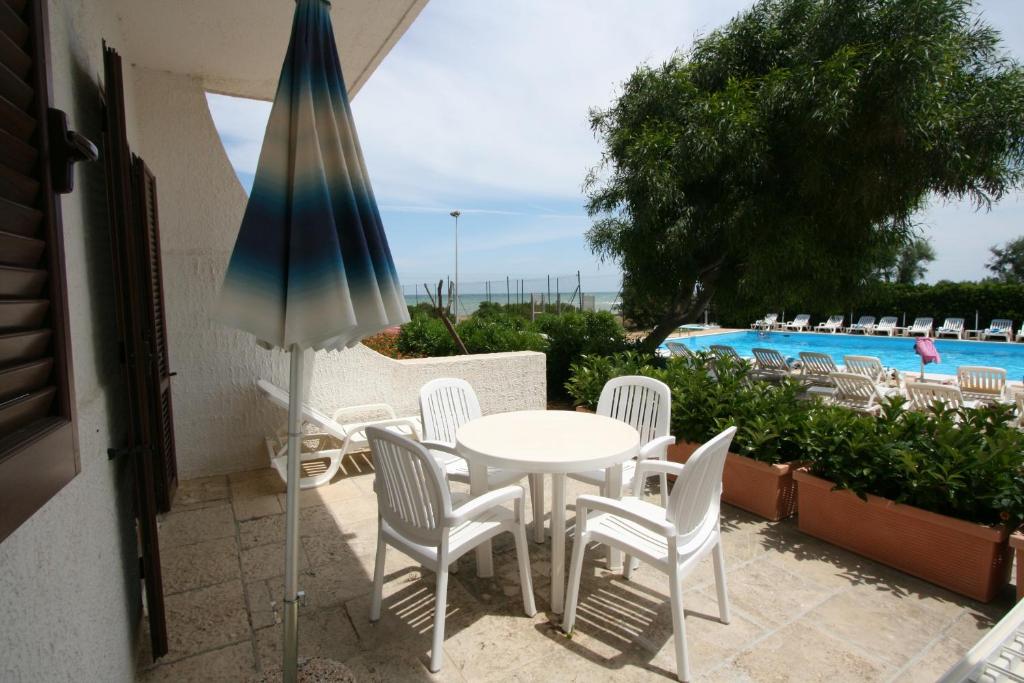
876;237;937;284
586;0;1024;350
986;236;1024;283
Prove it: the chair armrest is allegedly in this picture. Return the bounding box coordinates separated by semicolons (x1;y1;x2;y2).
332;403;398;423
639;435;676;460
576;494;676;536
446;484;524;525
632;459;686;495
420;439;458;455
343;417;421;441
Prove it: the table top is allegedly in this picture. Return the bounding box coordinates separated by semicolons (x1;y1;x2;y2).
456;410;640;474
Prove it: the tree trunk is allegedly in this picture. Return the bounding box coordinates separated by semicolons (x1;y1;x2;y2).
640;269;721;352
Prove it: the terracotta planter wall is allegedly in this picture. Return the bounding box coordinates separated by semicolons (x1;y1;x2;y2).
794;470;1011;603
668;441;797;521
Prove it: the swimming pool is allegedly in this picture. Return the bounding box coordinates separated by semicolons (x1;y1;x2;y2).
660;330;1024;378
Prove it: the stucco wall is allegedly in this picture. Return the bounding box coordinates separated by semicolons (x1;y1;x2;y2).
0;2;143;681
128;70;547;480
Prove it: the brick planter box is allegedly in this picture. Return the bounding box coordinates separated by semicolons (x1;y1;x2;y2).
668;441;798;521
794;469;1011;602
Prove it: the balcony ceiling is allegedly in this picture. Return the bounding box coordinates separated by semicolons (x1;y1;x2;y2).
109;0;427;99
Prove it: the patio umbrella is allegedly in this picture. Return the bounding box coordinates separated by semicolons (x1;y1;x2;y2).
214;0;408;678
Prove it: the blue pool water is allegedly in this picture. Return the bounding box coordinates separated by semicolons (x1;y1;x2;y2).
661;330;1024;378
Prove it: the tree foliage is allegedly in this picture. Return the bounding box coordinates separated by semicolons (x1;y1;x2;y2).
586;0;1024;350
876;237;937;284
986;236;1024;283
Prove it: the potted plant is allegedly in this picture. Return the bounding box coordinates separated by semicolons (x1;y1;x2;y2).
795;401;1023;602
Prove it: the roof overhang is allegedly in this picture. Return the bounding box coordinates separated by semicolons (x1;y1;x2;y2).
108;0;428;99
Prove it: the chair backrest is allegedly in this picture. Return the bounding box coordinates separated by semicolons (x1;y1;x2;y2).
800;351;838;375
957;366;1006;396
831;372;881;406
367;426;451;546
709;344;741;361
752;347;788;371
911;317;933;329
843;355;884;382
665;426;736;545
665;341;694;358
854;316;875;327
419;378;482;444
906;381;965;411
792;314;810;325
597;375;671;447
941;318;964;331
876;316;897;329
824;315;843;326
990;319;1013;331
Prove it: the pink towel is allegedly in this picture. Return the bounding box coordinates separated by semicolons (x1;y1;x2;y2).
914;337;941;365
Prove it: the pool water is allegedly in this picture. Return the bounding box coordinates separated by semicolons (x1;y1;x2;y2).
660;330;1024;378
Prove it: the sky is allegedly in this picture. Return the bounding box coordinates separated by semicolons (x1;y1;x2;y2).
207;0;1024;292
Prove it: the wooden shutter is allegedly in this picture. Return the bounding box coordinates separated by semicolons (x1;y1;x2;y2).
0;0;79;542
103;43;168;660
132;155;177;511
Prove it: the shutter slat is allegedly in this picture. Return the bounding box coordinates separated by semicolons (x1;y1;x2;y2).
0;264;45;297
0;229;43;266
0;127;36;174
0;328;49;365
0;194;41;236
0;25;29;79
0;356;50;401
0;92;34;140
0;59;30;111
0;299;47;329
0;386;55;438
0;1;28;49
0;160;36;204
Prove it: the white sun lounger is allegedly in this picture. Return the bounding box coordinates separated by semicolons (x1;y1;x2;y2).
750;313;778;331
847;316;875;334
870;316;898;336
843;355;886;382
956;366;1007;402
980;319;1014;342
784;314;811;332
828;372;893;414
799;351;839;385
905;381;978;412
935;318;964;339
905;317;933;337
665;341;696;358
751;348;796;381
814;315;844;333
257;378;422;489
709;344;743;362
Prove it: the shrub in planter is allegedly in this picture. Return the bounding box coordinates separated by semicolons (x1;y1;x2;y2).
564;350;660;410
797;400;1024;601
537;310;629;399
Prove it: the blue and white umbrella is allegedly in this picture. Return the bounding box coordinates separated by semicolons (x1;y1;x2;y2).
215;0;407;677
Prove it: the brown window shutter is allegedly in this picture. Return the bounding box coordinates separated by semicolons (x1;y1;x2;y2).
0;0;78;543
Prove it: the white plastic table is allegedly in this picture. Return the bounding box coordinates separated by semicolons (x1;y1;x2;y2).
456;410;640;613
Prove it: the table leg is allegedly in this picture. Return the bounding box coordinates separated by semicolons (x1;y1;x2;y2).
606;462;623;572
469;459;493;577
551;472;566;614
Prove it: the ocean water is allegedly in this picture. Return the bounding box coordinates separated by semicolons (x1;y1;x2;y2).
403;291;620;315
662;329;1024;378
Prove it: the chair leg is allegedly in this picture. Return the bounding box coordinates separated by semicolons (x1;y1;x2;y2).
659;472;669;508
623;553;634;580
560;531;589;633
370;534;386;622
513;524;537;616
712;541;730;624
529;474;545;543
669;568;691;682
430;559;449;673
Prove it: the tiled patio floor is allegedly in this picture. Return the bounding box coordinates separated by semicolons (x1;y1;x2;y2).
137;455;1013;682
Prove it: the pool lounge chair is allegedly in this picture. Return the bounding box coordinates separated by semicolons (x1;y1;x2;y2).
709;344;743;362
799;351;840;386
257;378;422;489
980;319;1014;342
847;316;875;334
828;372;892;414
935;318;965;339
905;317;933;337
957;366;1007;402
784;314;811;332
869;316;898;336
665;341;696;359
814;315;844;333
1016;391;1024;428
905;381;977;412
750;313;778;331
751;348;796;381
1017;330;1024;343
843;355;886;383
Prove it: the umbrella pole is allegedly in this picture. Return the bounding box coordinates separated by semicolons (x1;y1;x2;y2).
283;344;304;682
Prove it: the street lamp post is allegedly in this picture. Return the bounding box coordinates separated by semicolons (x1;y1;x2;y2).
450;210;461;319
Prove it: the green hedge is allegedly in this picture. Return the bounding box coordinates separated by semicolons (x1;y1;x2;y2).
715;282;1024;329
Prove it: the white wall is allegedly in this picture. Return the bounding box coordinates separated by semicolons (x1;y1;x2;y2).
0;2;143;681
129;69;548;480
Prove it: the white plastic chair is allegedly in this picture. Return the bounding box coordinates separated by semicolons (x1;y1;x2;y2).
906;317;934;337
257;378;421;489
905;381;975;412
751;347;795;381
981;319;1014;342
828;372;889;414
957;366;1007;402
847;316;875;334
367;426;536;673
419;378;546;542
799;351;839;386
567;376;676;507
814;315;844;333
843;355;885;382
936;318;965;339
784;313;810;331
870;316;898;336
562;426;737;683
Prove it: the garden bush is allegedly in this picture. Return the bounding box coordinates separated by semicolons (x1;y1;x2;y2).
535;310;629;397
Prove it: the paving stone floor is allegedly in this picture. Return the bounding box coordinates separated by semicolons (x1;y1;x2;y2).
136;454;1013;681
